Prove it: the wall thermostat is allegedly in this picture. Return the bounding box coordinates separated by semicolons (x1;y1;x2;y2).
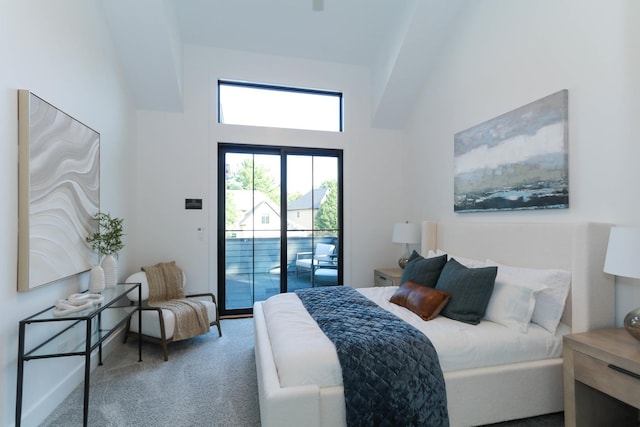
185;198;202;210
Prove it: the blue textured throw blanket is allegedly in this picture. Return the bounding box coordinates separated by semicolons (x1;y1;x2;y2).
295;286;449;427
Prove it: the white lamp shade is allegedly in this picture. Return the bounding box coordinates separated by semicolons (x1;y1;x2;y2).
392;222;420;244
603;226;640;279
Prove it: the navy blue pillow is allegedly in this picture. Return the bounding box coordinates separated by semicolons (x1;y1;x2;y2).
400;252;448;288
435;258;497;325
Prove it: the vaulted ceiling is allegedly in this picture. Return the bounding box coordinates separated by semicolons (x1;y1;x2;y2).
100;0;464;129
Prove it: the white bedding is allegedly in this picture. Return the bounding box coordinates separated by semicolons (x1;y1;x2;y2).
263;286;568;389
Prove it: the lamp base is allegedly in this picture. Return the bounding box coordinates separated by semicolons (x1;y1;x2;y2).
624;307;640;341
398;244;412;269
398;256;410;269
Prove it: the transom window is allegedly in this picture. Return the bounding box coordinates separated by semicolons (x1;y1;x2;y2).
218;80;343;132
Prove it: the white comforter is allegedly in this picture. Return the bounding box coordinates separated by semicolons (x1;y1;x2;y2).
262;286;567;388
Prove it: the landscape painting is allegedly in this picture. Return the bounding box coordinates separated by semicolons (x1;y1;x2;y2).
454;90;568;213
17;90;100;291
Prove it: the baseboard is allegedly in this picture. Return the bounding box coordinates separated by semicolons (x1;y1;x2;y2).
221;314;253;319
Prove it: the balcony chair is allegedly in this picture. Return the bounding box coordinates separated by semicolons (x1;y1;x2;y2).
295;242;335;276
123;264;221;361
314;266;338;286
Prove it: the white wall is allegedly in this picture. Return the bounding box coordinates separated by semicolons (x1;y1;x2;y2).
134;45;405;297
0;1;137;425
403;0;640;326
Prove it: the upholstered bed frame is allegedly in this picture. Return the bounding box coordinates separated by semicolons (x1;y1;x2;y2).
254;221;615;427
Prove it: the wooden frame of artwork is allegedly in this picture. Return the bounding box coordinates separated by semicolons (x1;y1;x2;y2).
17;90;100;291
454;90;569;213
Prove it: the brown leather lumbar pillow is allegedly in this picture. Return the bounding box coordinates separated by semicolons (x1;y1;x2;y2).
390;280;451;321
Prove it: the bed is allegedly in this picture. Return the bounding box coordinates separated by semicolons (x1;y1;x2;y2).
254;221;616;426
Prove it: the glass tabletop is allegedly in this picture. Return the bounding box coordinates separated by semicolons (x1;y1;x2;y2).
21;283;139;323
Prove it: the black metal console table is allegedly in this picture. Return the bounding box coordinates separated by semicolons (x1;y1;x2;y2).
16;283;142;427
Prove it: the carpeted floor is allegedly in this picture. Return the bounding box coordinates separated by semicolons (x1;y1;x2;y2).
41;318;564;427
41;318;260;427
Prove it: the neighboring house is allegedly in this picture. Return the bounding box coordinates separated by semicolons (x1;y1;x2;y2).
228;190;306;238
287;188;329;231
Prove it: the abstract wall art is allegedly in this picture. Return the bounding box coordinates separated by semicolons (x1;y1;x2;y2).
18;90;100;291
454;90;568;213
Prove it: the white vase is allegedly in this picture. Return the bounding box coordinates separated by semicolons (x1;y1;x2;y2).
102;254;118;288
89;265;105;293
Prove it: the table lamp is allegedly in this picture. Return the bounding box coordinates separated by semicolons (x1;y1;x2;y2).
603;226;640;341
392;222;420;269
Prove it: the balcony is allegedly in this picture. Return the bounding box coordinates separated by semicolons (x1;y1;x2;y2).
224;236;338;310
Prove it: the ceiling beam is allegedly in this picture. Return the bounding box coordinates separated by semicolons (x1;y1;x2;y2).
100;0;184;112
371;0;465;129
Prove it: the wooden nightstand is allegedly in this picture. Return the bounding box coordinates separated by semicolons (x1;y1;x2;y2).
563;328;640;426
373;268;403;287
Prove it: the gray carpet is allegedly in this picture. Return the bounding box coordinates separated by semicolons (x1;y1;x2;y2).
41;317;563;427
41;318;260;427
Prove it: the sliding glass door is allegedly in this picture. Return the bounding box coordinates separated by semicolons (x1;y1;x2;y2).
218;144;342;316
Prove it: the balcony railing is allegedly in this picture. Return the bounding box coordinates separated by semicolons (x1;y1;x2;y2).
224;235;338;310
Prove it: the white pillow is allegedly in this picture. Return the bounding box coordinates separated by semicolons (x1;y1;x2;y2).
484;278;545;333
432;249;486;268
486;260;571;334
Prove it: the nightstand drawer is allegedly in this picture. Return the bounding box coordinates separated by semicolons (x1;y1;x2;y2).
373;268;403;287
374;273;394;286
574;350;640;408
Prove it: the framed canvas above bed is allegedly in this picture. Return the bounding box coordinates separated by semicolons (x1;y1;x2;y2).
454;90;569;213
17;90;100;291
